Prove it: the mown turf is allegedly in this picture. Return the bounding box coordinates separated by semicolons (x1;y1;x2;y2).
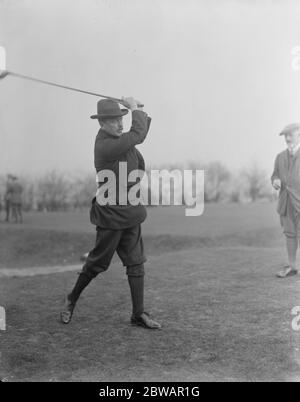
0;203;299;382
0;203;282;268
0;203;280;236
0;226;284;269
0;247;300;382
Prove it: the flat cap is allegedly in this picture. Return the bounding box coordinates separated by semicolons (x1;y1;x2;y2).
279;123;300;136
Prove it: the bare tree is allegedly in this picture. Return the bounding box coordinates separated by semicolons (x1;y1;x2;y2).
19;176;35;211
204;161;231;202
70;173;96;210
36;171;70;211
243;164;268;202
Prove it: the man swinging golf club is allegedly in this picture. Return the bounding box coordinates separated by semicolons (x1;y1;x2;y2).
60;97;161;329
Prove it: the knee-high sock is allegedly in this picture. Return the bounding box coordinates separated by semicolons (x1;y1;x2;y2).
286;237;298;270
68;272;93;304
127;275;144;317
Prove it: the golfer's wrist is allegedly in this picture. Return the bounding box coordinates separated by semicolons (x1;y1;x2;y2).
132;108;146;115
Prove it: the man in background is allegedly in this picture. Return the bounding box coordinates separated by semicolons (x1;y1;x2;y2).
272;123;300;278
10;176;23;223
4;174;13;222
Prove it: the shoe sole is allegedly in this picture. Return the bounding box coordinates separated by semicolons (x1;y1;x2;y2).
276;270;298;278
131;320;162;330
60;299;75;324
60;311;73;324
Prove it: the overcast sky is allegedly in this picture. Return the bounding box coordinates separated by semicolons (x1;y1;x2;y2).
1;0;300;176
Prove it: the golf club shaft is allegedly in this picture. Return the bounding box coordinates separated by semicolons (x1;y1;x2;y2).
6;70;144;107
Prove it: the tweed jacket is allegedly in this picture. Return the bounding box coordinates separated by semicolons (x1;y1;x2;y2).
90;110;151;229
271;148;300;215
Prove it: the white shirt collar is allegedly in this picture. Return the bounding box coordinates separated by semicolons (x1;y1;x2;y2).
288;141;300;156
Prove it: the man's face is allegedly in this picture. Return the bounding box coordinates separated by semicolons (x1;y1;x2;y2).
284;130;300;148
102;117;123;137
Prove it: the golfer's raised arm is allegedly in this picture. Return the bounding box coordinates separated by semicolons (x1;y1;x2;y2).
121;97;152;136
96;98;151;160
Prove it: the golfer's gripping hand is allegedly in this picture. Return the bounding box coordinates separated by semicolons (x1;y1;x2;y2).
121;96;144;111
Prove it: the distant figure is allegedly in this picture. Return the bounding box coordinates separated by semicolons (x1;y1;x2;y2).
10;176;23;223
272;123;300;278
4;174;13;222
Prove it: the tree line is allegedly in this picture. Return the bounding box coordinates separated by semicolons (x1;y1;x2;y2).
0;161;275;212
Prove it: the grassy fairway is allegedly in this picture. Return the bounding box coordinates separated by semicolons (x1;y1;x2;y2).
0;203;300;381
0;203;284;268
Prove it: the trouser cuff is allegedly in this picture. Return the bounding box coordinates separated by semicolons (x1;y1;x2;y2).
126;263;145;277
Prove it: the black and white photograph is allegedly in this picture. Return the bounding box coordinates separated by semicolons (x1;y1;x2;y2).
0;0;300;385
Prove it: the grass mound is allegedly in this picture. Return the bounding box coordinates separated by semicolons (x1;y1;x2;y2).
0;226;283;269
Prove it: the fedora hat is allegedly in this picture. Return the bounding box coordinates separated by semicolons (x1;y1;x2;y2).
90;99;128;119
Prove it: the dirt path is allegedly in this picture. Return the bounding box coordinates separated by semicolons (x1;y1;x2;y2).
0;245;288;278
0;264;82;277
